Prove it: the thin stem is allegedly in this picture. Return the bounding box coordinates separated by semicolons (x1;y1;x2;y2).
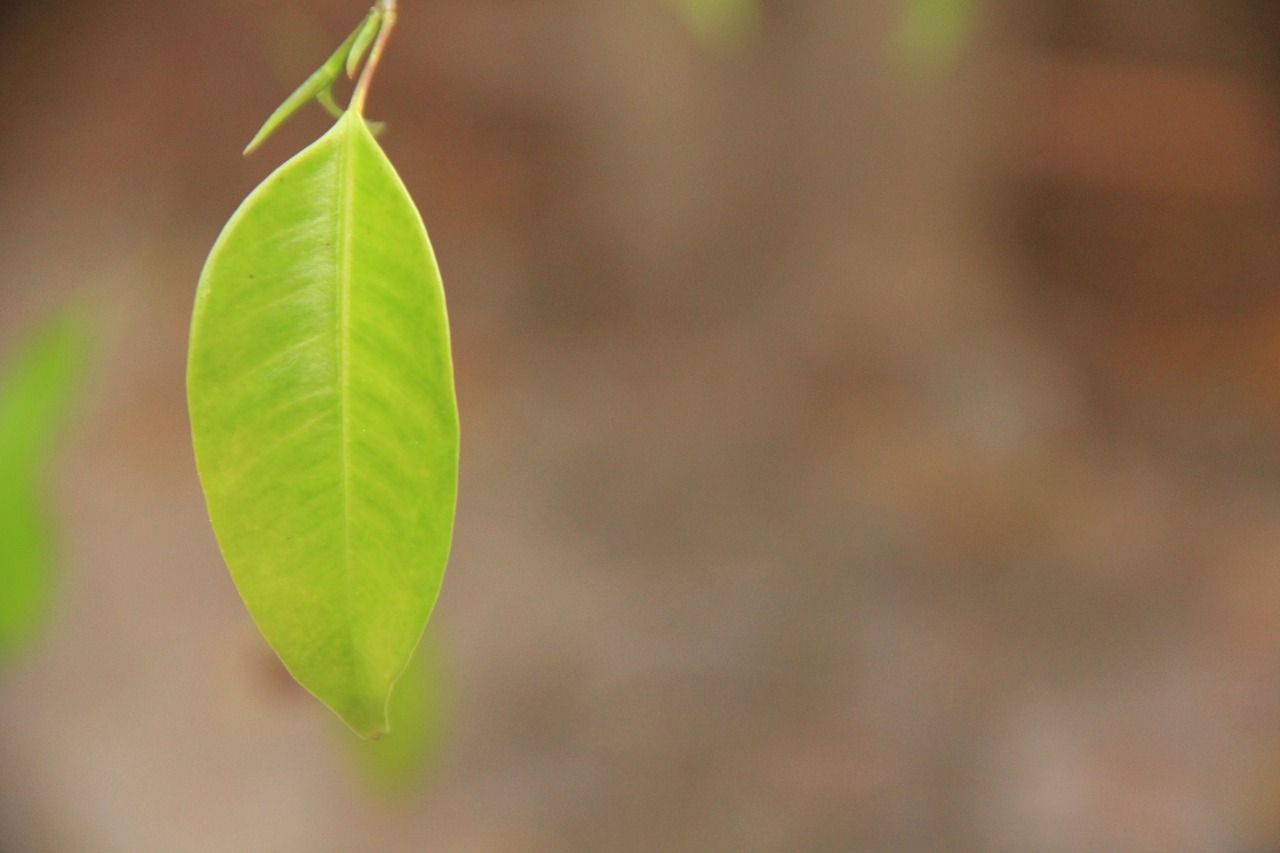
350;0;396;116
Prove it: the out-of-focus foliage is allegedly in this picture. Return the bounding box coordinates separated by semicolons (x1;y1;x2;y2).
0;309;88;662
346;639;449;795
895;0;978;72
666;0;976;59
665;0;762;46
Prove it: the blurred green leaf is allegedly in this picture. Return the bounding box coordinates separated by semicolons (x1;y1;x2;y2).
0;308;88;661
346;639;449;795
895;0;978;73
0;471;52;663
666;0;762;46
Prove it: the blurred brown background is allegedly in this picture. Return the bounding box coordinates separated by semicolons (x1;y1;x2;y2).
4;0;1280;850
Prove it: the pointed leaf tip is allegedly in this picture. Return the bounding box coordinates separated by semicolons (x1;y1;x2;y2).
346;642;449;792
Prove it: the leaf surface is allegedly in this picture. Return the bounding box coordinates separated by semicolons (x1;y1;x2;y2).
188;111;458;737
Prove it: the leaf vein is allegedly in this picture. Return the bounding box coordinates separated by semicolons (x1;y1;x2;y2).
335;115;361;701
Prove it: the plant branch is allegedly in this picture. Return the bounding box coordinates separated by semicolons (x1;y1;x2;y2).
350;0;397;116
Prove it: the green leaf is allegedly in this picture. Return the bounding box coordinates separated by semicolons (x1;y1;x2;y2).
346;637;448;793
188;110;459;738
0;309;88;661
244;7;383;156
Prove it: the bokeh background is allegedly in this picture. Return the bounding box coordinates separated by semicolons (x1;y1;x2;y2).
4;0;1280;850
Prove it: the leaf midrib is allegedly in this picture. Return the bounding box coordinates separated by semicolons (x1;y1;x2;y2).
335;115;361;699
